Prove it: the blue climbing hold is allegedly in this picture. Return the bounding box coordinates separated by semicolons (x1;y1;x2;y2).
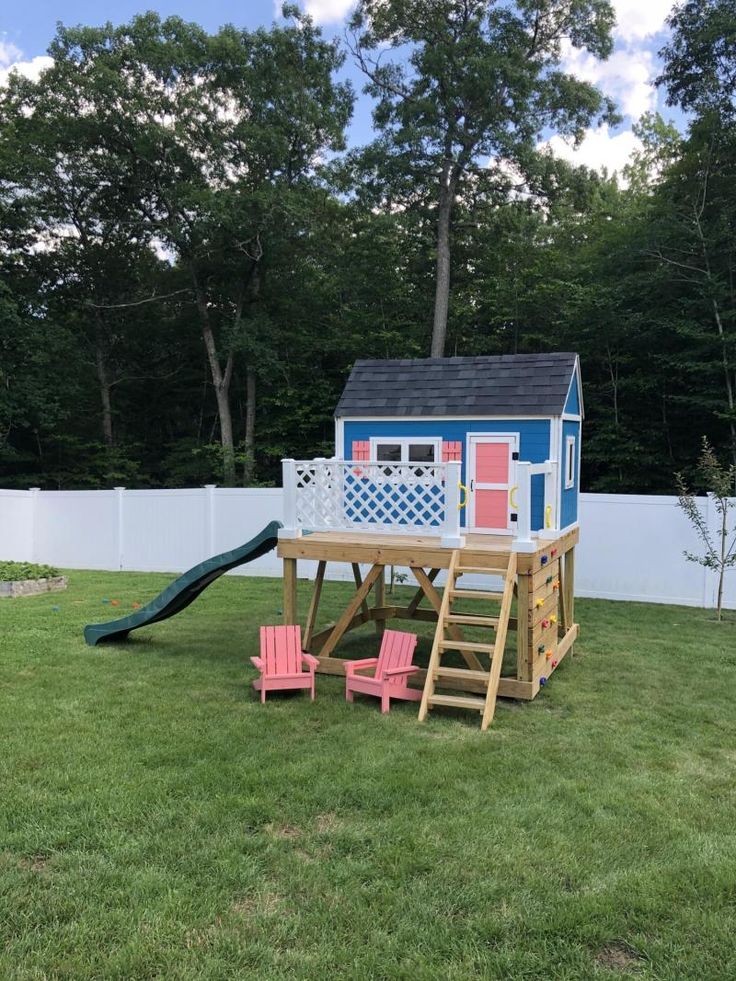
539;676;547;686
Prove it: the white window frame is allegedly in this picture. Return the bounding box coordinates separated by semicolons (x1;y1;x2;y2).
565;435;576;489
369;437;442;464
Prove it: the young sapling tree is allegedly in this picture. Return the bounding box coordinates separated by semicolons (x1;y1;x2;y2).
676;437;736;621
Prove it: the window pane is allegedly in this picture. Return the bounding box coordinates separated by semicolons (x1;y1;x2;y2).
566;439;575;485
376;443;401;462
409;443;435;463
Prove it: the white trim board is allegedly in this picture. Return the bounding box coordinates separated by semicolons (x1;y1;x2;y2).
335;414;556;423
563;355;585;418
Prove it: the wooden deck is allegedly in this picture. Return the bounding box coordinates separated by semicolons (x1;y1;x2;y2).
277;526;579;702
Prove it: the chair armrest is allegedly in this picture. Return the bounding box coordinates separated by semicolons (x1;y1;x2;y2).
301;653;320;670
382;665;419;679
250;656;264;671
344;657;379;675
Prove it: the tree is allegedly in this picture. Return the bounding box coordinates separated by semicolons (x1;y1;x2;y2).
658;0;736;123
34;9;352;485
348;0;617;356
677;438;736;621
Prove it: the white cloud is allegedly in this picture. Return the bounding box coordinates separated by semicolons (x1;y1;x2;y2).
611;0;672;43
0;55;53;87
562;40;656;120
304;0;354;23
275;0;354;24
0;39;23;67
543;125;642;181
0;37;53;87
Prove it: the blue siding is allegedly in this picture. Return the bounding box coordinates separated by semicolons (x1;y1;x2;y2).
343;419;551;530
564;367;581;415
560;419;580;528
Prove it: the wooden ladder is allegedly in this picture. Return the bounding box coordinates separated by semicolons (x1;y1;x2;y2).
418;549;518;731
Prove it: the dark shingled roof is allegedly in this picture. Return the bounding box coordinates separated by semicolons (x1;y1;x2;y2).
335;353;580;418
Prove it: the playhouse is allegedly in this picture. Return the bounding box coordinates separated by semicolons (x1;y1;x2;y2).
277;352;582;729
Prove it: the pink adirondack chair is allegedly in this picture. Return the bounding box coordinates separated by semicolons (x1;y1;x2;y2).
251;625;320;703
344;629;420;714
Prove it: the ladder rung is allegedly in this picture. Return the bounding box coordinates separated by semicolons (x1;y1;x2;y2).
449;589;504;601
429;694;486;711
456;565;508;575
445;614;499;627
435;667;490;683
439;640;494;653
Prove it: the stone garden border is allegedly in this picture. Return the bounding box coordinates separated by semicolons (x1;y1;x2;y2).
0;576;69;599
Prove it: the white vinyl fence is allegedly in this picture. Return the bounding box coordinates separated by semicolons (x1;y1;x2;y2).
0;486;734;609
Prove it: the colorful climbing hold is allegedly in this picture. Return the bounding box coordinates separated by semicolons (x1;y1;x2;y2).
539;677;547;686
553;579;560;590
542;619;550;629
541;555;548;566
545;576;552;585
550;614;558;624
551;548;558;557
546;649;553;659
537;644;545;654
551;659;558;668
535;598;544;608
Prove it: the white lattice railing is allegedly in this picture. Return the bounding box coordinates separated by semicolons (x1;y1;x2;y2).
279;459;465;547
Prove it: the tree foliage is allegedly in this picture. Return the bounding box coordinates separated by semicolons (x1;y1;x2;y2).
1;3;736;497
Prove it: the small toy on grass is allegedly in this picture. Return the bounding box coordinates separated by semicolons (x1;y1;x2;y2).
101;598;110;604
51;605;60;612
132;602;141;610
110;600;120;607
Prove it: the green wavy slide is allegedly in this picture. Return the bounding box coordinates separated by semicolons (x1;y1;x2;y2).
84;520;282;646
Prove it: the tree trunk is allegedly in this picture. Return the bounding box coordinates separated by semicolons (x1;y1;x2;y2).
717;502;727;622
243;368;256;486
93;316;114;448
191;270;236;485
711;297;736;472
431;163;455;358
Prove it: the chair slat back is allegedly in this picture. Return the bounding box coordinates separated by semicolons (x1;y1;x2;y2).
375;629;418;686
260;625;303;676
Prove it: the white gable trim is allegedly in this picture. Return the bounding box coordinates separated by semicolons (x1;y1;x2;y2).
563;356;584;419
335;414;554;423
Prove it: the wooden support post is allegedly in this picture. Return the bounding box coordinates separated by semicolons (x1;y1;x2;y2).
283;557;297;625
374;568;386;636
319;564;383;659
352;563;370;619
303;560;326;650
562;546;576;654
516;570;531;682
565;546;575;626
406;568;440;616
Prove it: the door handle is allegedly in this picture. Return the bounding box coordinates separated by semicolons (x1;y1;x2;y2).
470;479;474;491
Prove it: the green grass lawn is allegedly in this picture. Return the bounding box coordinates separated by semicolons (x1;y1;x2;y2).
1;571;735;980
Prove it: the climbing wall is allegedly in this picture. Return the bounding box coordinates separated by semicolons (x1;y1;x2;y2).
523;548;561;685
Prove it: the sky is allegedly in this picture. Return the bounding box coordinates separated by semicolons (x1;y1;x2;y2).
0;0;681;180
